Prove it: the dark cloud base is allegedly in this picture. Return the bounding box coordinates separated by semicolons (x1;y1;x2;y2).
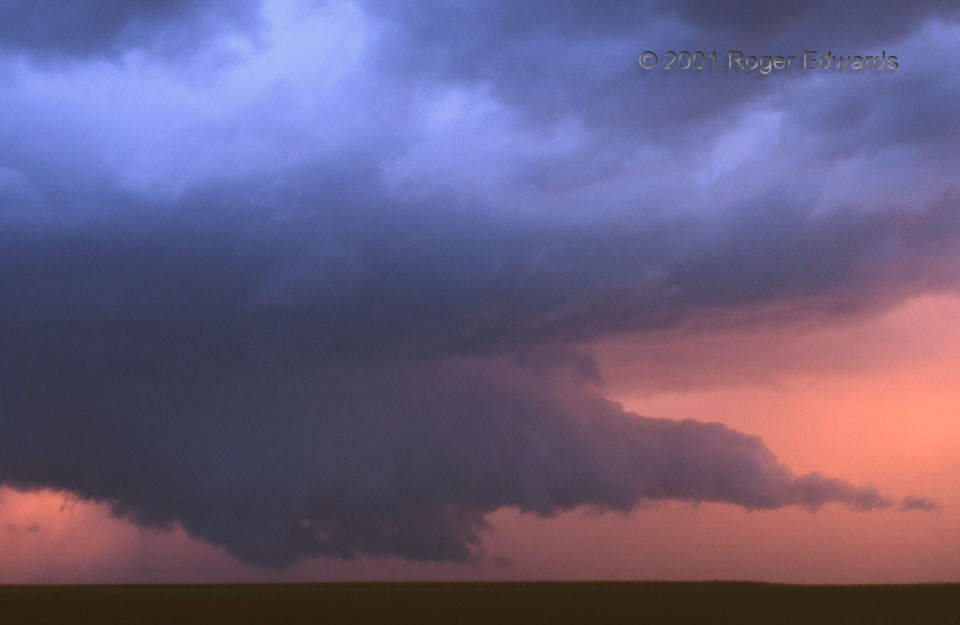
0;354;892;566
0;168;953;567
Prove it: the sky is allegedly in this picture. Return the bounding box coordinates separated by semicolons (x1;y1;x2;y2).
0;0;959;583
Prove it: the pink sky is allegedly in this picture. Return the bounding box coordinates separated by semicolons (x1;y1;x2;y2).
3;293;956;583
2;0;959;586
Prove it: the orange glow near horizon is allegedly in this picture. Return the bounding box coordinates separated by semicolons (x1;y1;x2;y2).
2;294;959;583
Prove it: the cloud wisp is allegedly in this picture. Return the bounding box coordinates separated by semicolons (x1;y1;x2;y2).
899;495;943;513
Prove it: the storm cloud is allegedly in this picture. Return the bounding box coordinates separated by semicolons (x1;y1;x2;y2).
0;354;892;565
0;0;261;62
0;0;953;566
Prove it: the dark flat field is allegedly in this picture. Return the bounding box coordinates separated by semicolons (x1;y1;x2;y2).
1;582;958;624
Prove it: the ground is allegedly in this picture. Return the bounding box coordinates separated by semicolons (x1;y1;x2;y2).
1;582;958;624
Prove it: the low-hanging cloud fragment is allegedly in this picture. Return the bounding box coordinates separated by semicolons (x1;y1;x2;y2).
899;495;943;512
5;523;40;536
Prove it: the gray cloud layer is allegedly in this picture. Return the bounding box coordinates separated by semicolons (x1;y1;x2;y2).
0;0;952;565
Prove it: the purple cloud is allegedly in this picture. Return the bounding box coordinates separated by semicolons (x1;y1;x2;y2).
0;0;951;566
899;495;943;512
